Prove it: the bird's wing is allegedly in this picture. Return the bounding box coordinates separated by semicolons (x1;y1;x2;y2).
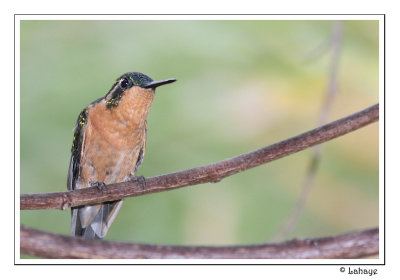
67;108;88;191
68;108;92;237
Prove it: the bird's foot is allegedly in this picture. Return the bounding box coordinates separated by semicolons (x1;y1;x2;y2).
90;181;106;195
128;175;146;190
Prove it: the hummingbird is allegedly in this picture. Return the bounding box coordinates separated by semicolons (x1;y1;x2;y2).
67;72;176;239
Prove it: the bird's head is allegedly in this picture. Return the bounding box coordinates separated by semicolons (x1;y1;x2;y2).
105;72;176;109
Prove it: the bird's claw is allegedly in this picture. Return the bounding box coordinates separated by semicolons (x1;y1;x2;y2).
90;181;106;195
128;175;146;190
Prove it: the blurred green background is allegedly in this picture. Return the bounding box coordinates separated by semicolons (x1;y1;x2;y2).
20;20;379;251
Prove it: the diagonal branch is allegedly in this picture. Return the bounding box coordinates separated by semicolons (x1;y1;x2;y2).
20;103;379;211
272;21;343;241
20;225;379;259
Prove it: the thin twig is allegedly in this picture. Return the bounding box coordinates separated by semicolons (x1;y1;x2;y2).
20;225;378;259
272;21;343;241
20;103;379;211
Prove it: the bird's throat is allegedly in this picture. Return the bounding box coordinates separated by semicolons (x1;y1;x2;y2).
87;87;154;150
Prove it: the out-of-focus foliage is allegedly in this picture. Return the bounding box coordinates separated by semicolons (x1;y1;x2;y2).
20;20;378;249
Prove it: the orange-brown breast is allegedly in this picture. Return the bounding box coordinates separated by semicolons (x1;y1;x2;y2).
77;87;154;187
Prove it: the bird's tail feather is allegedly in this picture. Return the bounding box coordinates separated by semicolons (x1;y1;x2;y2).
70;200;123;239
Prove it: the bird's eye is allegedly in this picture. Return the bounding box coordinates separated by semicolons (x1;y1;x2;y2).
120;78;130;89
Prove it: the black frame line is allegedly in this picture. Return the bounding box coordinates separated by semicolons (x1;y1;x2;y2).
14;13;385;265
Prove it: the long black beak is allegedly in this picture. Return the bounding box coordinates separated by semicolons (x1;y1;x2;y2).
143;78;177;89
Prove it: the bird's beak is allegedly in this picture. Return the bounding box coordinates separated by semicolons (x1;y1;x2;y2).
143;78;177;89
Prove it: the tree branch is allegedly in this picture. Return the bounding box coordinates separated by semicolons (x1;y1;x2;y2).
20;225;378;259
20;103;379;211
272;21;343;241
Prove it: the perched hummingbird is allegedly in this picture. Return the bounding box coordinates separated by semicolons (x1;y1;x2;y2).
67;72;176;239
